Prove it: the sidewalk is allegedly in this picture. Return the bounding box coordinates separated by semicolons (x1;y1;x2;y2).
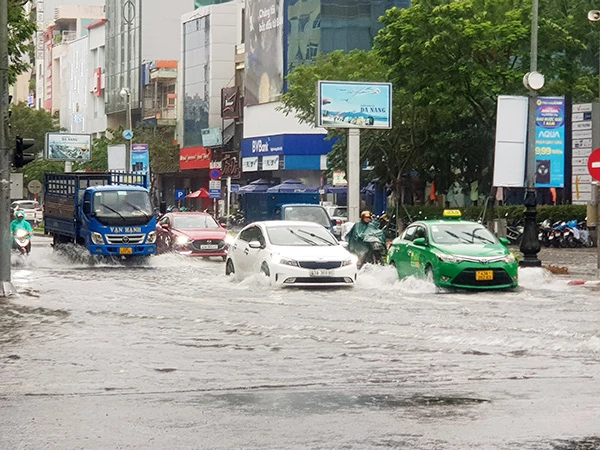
516;246;599;281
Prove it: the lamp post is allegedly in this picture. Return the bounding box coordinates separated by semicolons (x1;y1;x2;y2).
519;0;543;267
588;10;600;276
120;87;132;171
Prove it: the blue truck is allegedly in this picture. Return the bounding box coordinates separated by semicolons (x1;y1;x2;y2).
44;173;157;260
240;192;335;233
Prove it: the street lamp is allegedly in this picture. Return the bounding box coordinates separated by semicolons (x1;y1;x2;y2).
120;87;132;171
519;0;542;267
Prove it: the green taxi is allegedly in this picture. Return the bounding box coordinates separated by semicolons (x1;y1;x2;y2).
388;210;518;290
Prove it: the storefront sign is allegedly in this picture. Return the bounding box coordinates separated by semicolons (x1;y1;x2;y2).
180;146;211;170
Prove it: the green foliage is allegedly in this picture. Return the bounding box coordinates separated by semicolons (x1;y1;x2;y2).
396;204;587;226
8;0;37;84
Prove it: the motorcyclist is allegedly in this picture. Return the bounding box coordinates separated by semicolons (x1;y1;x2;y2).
10;210;33;252
345;210;386;268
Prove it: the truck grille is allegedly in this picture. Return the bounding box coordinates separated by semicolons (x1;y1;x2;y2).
105;234;146;244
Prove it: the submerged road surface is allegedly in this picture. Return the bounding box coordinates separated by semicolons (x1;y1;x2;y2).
1;237;599;449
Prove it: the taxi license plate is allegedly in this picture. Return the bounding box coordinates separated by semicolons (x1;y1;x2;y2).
200;244;219;250
309;269;334;277
119;247;133;255
475;270;493;281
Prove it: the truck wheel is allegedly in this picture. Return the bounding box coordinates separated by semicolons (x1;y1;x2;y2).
225;259;235;276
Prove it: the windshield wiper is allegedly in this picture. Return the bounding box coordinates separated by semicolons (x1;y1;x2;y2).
444;230;471;244
296;229;336;246
288;229;318;246
123;200;151;220
99;203;126;221
463;231;494;244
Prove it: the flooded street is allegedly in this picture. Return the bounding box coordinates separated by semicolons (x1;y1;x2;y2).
1;237;599;449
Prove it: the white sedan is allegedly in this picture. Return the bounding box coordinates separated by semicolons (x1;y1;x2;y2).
225;221;358;287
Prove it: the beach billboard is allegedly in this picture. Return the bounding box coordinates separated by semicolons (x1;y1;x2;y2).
317;81;392;129
45;133;92;161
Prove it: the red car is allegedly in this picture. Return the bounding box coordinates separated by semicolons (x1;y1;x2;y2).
156;212;233;259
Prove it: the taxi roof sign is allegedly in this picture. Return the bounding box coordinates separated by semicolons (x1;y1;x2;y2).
443;209;462;220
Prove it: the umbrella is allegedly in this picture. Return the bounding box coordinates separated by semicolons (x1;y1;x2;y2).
266;179;318;193
237;178;272;193
186;188;210;198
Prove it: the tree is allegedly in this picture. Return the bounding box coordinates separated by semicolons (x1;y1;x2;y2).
8;0;37;85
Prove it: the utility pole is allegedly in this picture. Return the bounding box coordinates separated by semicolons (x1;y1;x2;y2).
0;0;17;296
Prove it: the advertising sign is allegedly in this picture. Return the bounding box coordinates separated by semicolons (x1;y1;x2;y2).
245;0;284;106
201;128;222;147
535;97;565;188
221;86;240;119
180;146;211;170
317;81;392;129
45;133;92;161
131;144;149;172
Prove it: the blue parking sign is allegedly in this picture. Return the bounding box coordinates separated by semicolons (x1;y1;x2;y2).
175;190;186;201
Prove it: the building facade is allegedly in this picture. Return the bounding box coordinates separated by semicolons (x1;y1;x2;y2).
242;0;410;187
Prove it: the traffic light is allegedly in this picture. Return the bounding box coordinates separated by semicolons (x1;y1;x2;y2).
13;136;36;168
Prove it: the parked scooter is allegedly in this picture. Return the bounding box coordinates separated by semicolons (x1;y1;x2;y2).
12;229;31;256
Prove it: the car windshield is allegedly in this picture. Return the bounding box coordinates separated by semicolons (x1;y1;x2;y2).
332;207;347;218
173;215;220;229
429;223;498;245
267;225;339;246
92;190;153;226
282;206;330;228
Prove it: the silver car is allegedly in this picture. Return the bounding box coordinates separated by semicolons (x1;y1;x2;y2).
323;205;347;239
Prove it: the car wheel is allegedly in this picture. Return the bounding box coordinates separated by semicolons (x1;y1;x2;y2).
225;259;235;276
425;265;435;283
261;262;270;277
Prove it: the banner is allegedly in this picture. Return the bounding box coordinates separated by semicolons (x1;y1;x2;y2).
45;133;92;161
317;81;392;129
245;0;284;106
535;97;565;188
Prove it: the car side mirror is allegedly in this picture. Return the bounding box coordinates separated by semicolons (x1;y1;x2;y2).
499;237;510;246
413;237;427;246
248;240;262;249
161;223;169;230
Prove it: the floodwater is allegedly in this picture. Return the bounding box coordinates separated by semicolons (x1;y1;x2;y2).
1;237;599;449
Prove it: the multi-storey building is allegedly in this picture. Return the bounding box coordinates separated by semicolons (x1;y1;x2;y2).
242;0;410;187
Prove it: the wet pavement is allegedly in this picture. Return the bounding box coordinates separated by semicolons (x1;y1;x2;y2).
0;237;599;449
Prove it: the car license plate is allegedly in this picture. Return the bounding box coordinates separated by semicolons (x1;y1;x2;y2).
475;270;493;281
309;269;334;277
119;247;133;255
200;244;219;250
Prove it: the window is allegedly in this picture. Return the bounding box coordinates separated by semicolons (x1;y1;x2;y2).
402;225;417;241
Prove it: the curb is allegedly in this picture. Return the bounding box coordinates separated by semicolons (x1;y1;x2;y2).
567;279;600;286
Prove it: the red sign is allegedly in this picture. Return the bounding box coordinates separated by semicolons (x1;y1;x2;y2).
180;146;211;170
587;148;600;182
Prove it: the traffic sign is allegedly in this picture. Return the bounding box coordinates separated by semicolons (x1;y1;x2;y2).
209;188;221;199
588;148;600;182
209;168;222;180
27;180;43;194
230;184;240;193
175;189;186;201
123;129;134;140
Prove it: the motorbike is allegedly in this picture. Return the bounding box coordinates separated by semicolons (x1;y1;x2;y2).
12;229;31;256
357;228;387;267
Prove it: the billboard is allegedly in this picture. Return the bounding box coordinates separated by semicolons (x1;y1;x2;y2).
317;81;392;129
245;0;284;106
535;97;565;188
221;86;240;119
45;133;92;161
493;96;528;187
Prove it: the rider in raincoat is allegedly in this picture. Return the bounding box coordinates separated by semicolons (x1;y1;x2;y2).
10;210;33;249
345;210;386;267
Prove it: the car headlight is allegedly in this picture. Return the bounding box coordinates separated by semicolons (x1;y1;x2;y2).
272;255;299;266
342;255;358;266
438;253;461;263
91;232;104;245
503;253;516;263
175;236;191;246
146;231;157;244
225;234;235;245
